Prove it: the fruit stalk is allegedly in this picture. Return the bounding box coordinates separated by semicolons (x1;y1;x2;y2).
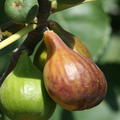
0;23;37;50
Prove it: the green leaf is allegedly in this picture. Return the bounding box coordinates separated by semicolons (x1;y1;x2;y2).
101;0;119;14
50;99;120;120
0;53;11;76
0;0;9;25
0;35;27;76
49;1;111;61
99;34;120;64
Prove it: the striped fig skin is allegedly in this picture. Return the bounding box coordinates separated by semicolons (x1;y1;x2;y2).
43;30;107;111
48;20;91;59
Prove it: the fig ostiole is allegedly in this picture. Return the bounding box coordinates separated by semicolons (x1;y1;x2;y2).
0;50;56;120
4;0;39;24
43;30;107;111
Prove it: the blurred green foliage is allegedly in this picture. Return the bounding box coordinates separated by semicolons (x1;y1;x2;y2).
0;0;120;120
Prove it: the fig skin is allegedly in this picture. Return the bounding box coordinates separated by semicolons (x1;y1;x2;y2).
0;51;56;120
4;0;39;24
43;30;107;111
34;21;91;71
48;20;91;59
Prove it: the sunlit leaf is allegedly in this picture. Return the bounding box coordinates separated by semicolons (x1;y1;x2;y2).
50;1;111;61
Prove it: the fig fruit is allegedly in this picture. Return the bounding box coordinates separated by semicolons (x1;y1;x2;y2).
43;30;107;111
34;21;91;71
48;20;91;58
4;0;39;24
34;41;47;71
0;51;56;120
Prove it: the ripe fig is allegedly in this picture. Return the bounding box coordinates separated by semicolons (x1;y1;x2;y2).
43;30;107;111
51;0;94;12
34;21;91;71
0;51;56;120
4;0;39;24
48;20;91;58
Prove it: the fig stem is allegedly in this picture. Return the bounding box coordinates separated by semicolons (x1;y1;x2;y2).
0;23;37;50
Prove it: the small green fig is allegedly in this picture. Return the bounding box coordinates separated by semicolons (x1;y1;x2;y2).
34;41;47;71
43;30;107;111
0;51;56;120
48;20;91;58
4;0;39;24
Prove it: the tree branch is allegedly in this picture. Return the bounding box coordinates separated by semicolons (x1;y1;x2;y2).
37;0;51;26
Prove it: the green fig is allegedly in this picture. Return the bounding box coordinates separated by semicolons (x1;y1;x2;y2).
43;30;107;111
4;0;39;24
0;51;56;120
51;0;94;12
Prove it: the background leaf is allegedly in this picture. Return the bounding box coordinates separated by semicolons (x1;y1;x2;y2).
49;1;111;61
50;100;120;120
99;34;120;64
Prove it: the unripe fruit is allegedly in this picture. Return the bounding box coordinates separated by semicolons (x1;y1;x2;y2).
43;30;107;111
0;51;56;120
34;42;47;71
4;0;39;24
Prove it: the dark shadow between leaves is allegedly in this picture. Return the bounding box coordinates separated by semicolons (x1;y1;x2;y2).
60;109;74;120
105;82;119;111
99;63;120;112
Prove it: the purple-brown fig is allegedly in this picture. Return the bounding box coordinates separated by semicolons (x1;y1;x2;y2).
43;30;107;111
34;21;91;71
48;20;91;59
